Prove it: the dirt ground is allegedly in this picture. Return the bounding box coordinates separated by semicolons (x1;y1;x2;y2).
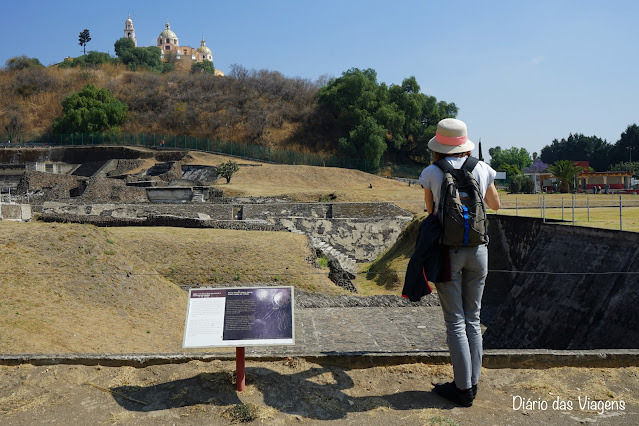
1;360;637;425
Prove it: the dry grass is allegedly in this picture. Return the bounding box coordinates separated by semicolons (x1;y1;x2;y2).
105;226;339;293
211;160;425;210
495;192;639;232
0;221;341;354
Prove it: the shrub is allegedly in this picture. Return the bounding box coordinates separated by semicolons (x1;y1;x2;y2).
5;56;44;71
53;84;128;134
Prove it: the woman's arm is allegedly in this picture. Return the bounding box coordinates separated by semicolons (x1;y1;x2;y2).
424;187;434;215
484;182;501;211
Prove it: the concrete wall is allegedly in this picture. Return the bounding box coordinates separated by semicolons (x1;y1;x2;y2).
484;216;639;350
146;187;195;203
0;204;32;221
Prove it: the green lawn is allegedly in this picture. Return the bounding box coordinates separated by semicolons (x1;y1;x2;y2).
492;192;639;232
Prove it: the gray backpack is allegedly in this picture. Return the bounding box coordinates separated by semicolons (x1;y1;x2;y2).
434;157;488;247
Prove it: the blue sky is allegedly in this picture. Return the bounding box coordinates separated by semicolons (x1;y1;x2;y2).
3;0;638;161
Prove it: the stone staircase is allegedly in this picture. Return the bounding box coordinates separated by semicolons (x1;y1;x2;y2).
191;187;205;203
283;224;358;275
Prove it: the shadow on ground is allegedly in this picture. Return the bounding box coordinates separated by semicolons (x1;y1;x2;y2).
111;366;445;420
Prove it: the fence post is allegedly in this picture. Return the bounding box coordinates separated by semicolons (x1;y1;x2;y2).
572;194;575;225
542;195;546;223
562;197;564;220
587;197;590;222
516;198;518;216
620;195;623;231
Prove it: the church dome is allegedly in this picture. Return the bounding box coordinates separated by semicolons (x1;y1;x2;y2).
196;38;212;56
125;16;133;25
159;20;177;39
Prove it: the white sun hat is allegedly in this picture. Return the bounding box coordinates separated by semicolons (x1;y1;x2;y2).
427;118;475;154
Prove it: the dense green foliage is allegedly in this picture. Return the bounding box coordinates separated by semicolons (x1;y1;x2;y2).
114;37;163;72
218;160;240;183
191;60;216;74
610;161;639;178
610;124;639;166
489;146;532;175
509;175;536;194
539;126;639;172
317;68;457;167
4;56;44;71
52;84;128;134
540;133;611;171
547;160;585;193
58;51;115;68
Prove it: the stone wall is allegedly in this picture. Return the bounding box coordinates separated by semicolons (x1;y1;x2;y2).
41;202;235;220
278;217;412;261
243;203;330;219
484;216;639;350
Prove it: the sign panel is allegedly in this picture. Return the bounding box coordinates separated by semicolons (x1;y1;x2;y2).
183;286;294;348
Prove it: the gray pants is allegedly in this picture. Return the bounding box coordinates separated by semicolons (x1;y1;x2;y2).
435;245;488;390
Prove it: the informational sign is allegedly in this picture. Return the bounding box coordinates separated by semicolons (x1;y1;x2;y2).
183;286;294;348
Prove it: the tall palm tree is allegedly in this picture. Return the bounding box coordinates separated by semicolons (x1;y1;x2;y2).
548;160;585;193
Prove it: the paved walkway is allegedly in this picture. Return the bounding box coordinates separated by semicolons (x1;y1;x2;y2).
247;306;447;357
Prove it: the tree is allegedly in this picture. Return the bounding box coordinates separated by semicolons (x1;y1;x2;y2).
499;163;521;178
114;38;162;72
317;68;457;166
218;161;240;183
114;37;135;57
191;60;216;74
4;55;44;71
547;160;585;193
339;115;387;168
610;161;639;178
509;175;536;194
523;158;549;174
52;84;128;134
79;29;91;56
540;133;612;171
489;147;532;171
610;124;639;166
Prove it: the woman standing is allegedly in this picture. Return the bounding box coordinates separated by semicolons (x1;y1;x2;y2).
418;118;500;407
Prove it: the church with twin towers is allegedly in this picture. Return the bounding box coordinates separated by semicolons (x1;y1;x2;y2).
123;14;223;75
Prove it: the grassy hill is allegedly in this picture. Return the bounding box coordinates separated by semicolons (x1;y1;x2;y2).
0;64;326;151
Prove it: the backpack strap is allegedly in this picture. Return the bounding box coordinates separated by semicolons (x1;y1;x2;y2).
461;156;479;173
434;158;454;174
435;156;479;174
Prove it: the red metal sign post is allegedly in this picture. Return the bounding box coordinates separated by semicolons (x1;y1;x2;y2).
236;347;246;391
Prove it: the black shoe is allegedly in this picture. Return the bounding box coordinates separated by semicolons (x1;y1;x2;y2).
472;384;478;398
434;382;474;407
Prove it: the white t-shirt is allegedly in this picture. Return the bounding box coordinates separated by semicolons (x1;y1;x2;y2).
419;157;496;212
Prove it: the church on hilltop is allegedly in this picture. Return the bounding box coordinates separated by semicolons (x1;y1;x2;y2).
123;15;223;75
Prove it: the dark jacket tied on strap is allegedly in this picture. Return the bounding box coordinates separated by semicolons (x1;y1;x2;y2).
402;214;451;302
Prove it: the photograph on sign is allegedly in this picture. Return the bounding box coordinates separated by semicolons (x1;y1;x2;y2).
183;286;294;348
